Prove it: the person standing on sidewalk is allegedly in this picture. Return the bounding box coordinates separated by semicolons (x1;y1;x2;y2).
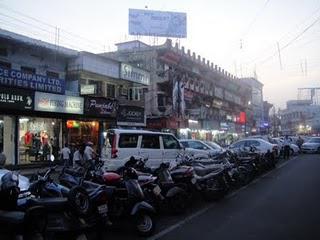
61;143;71;167
283;135;291;160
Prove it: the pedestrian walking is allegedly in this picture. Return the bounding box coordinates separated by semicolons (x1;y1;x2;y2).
296;136;304;151
283;135;291;160
61;143;71;167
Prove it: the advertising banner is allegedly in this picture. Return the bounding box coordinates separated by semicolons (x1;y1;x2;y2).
0;67;65;94
129;9;187;38
84;97;117;117
117;105;146;126
34;92;83;114
0;86;34;111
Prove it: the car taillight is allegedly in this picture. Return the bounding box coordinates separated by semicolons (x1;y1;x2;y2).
111;135;118;158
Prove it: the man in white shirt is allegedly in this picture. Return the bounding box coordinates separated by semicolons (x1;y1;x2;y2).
283;135;291;160
61;143;71;167
84;142;96;160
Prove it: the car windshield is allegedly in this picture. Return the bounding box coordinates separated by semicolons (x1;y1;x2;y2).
307;138;320;143
205;141;222;150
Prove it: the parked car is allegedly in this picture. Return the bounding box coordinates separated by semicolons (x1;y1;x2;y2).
272;138;300;155
103;129;183;170
179;139;223;157
301;137;320;153
228;138;279;156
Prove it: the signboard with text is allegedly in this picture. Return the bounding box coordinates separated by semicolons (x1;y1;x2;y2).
117;105;146;126
84;97;117;117
120;63;150;85
0;67;65;94
34;92;83;114
129;9;187;38
0;86;34;111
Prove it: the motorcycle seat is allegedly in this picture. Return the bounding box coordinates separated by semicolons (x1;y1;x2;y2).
64;168;83;177
193;166;224;177
0;210;24;224
27;197;68;211
194;168;224;181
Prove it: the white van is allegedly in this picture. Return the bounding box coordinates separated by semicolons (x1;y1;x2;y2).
103;129;183;171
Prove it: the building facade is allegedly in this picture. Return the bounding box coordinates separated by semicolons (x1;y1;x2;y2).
0;29;148;167
240;77;264;134
102;39;252;143
280;100;320;135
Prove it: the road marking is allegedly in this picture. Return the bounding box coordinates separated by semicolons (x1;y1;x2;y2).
148;156;298;240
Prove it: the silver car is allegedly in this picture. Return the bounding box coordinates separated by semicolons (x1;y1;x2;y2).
301;137;320;153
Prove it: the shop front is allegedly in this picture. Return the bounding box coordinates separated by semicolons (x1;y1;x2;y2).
0;86;34;165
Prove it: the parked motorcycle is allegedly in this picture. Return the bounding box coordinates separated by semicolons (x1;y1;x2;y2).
125;156;188;215
64;159;156;236
171;154;228;201
0;171;47;240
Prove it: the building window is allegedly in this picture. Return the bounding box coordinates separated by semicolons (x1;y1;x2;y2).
88;80;102;95
46;71;59;78
0;48;8;57
0;61;11;69
106;84;116;98
129;87;141;101
21;66;36;74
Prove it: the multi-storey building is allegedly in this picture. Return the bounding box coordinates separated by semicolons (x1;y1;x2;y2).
102;39;252;143
240;77;264;134
0;29;148;167
280;100;320;135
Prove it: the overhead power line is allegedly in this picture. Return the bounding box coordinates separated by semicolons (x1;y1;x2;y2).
258;14;320;66
247;4;320;65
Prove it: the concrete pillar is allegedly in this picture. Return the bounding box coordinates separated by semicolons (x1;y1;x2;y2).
3;116;15;165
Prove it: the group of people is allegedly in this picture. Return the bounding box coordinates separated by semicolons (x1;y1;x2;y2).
60;142;97;167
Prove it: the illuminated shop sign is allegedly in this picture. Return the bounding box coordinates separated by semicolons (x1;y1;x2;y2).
34;92;83;114
120;63;150;85
0;67;65;94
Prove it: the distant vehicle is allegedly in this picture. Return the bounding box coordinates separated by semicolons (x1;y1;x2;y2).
301;137;320;153
179;139;223;157
272;138;300;155
228;138;278;157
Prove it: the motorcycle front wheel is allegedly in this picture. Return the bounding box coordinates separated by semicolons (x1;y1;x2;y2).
134;211;155;236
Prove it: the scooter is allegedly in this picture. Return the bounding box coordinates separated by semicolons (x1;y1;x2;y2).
0;171;47;240
30;166;110;230
126;156;188;215
63;160;156;236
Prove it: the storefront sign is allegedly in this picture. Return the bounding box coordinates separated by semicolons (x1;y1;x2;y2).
120;63;150;85
0;67;65;94
84;97;117;117
34;92;84;114
80;84;96;95
117;105;146;126
0;86;34;110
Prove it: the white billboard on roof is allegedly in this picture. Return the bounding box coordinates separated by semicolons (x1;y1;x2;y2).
129;9;187;38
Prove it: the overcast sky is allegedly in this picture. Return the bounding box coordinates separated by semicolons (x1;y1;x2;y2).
1;0;320;108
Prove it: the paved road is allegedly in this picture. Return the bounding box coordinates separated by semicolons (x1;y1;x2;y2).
151;154;320;240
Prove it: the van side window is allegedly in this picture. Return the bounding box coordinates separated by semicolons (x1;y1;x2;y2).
141;135;160;149
163;135;179;149
118;134;139;148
